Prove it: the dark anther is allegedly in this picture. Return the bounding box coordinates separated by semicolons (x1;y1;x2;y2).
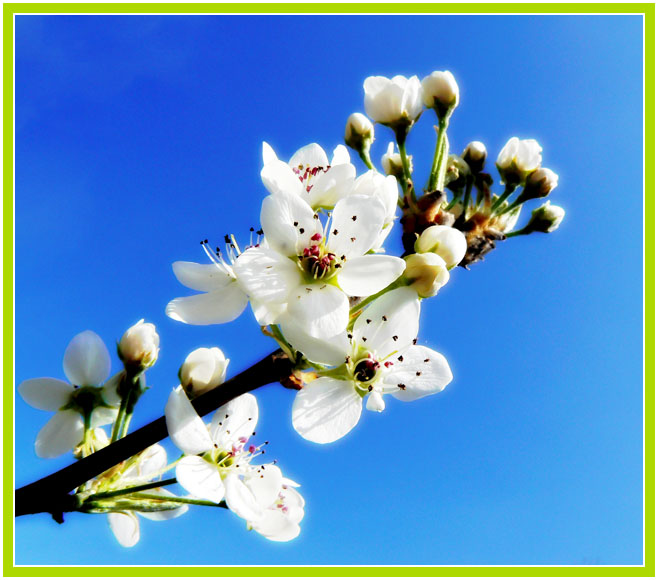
413;338;418;345
352;215;357;221
299;228;305;233
392;335;398;341
382;316;387;321
398;383;406;390
333;229;338;235
424;358;430;363
416;371;422;376
398;355;404;362
294;221;299;226
224;235;230;243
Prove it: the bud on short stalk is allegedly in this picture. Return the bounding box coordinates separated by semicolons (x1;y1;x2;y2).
496;137;543;186
344;112;374;153
462;141;487;173
421;70;459;119
515;167;559;204
403;253;450;298
179;347;229;398
118;320;159;371
524;201;565;233
414;225;467;269
381;142;411;178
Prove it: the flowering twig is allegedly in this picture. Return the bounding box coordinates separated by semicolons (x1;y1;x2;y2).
14;349;293;521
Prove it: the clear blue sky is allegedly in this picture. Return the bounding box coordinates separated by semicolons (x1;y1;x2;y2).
14;14;644;566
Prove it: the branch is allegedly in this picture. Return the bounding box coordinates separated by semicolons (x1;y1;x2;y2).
15;349;293;520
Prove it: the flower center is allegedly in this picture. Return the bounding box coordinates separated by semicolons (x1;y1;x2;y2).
353;354;380;386
293;164;331;193
299;233;337;280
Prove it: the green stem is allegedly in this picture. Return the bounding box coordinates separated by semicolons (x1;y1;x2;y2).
461;175;474;216
129;493;228;508
504;227;530;238
491;183;516;213
395;134;415;201
358;149;374;171
498;198;522;216
349;278;404;319
90;478;178;501
428;118;448;192
110;393;127;443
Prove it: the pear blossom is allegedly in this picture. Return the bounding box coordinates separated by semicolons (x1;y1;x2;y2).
344;113;374;152
403;253;450;298
261;142;356;209
165;389;291;525
518;167;559;201
249;478;305;542
18;330;119;458
462;141;487;173
421;70;459;115
118;319;159;369
381;141;410;178
414;225;467;268
363;75;424;127
496;137;543;185
286;287;453;443
180;347;229;398
233;191;405;338
525;201;566;233
102;443;188;547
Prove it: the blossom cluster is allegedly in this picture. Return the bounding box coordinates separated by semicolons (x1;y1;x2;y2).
18;69;564;549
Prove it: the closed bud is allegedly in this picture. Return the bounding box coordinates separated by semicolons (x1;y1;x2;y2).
403;253;450;298
517;167;559;203
363;75;424;128
344;113;374;153
496;137;542;186
179;347;229;398
525;201;565;233
445;154;470;189
462;141;487;173
421;70;459;118
414;225;467;269
381;142;411;178
118;320;159;370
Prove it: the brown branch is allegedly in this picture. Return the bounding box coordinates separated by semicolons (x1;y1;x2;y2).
14;349;293;521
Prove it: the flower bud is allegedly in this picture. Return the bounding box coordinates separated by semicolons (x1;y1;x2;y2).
119;320;159;370
179;347;229;397
496;137;542;186
344;113;374;153
363;75;424;128
403;253;450;298
516;167;559;204
414;225;467;269
525;201;565;233
381;142;411;178
445;154;470;190
421;70;459;118
462;141;487;173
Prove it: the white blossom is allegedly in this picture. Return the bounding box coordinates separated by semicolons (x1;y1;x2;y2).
344;113;374;152
414;225;467;269
261;142;355;209
403;253;450;298
421;70;459;113
285;287;453;443
118;319;159;369
18;331;118;458
180;347;229;397
496;137;543;185
363;75;424;127
233;191;405;338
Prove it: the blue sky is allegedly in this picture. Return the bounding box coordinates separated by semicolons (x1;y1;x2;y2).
14;14;644;566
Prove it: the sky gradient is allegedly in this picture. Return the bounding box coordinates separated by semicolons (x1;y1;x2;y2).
14;14;644;566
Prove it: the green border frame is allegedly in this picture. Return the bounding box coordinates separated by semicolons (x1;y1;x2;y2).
3;4;654;576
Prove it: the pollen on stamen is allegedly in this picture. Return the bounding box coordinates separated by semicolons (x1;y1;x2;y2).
382;316;388;321
392;335;398;341
398;383;406;390
424;358;430;363
398;355;404;362
413;338;418;345
366;319;371;324
416;371;422;376
352;215;357;221
384;361;393;368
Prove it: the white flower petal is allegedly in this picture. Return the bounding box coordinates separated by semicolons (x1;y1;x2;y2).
108;512;140;548
245;464;283;509
137;489;189;521
35;410;84;458
366;390;386;412
261;159;304;198
331;144;351;166
90;405;119;428
210;392;259;449
287;283;349;339
225;473;265;522
172;261;234;292
278;315;351;366
165;387;214;456
233;247;300;304
250;299;287;326
352;287;420;358
387;345;453;402
262;141;279;165
327;195;386;259
306;163;356;209
337;255;405;297
252;511;300;542
18;378;73;411
166;285;248;326
260;193;321;257
292;377;362;444
138;444;168;477
175;456;225;504
289;143;329;169
101;372;123;407
63;330;111;387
